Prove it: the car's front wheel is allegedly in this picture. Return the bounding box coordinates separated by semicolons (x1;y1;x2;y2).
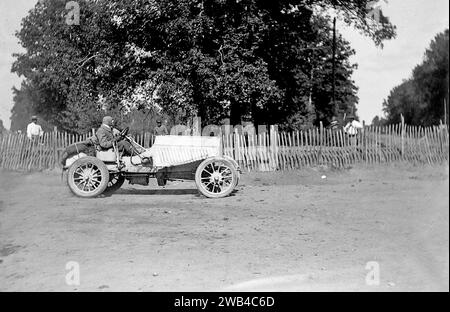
67;156;109;198
195;157;238;198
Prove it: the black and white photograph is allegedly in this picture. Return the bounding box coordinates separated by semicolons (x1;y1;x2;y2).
0;0;448;297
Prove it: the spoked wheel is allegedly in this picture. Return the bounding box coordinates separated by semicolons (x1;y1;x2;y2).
67;156;109;198
223;156;240;186
104;173;125;195
195;157;238;198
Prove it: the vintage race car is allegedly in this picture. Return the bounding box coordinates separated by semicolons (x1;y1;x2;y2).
63;128;240;198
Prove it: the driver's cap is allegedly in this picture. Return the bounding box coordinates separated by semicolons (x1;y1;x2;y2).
103;116;114;126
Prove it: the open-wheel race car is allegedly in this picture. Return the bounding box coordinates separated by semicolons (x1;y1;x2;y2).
63;128;240;198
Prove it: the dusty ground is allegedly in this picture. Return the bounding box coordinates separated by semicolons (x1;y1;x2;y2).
0;164;448;292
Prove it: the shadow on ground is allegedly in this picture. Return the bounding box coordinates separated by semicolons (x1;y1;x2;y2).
115;188;199;196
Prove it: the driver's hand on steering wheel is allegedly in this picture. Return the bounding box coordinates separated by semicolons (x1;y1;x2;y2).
117;127;129;140
113;131;123;141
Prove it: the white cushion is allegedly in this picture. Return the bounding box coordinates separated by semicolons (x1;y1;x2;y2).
96;149;117;162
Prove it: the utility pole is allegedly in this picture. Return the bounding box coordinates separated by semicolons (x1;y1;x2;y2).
332;17;337;117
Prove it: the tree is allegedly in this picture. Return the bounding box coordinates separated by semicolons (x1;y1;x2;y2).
11;0;396;133
371;115;387;126
382;79;421;124
412;29;449;125
10;83;35;132
383;29;449;125
0;119;5;134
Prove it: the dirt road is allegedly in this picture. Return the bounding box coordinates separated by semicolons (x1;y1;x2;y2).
0;164;448;291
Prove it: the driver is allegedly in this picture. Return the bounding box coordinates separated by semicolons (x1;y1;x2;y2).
96;116;133;156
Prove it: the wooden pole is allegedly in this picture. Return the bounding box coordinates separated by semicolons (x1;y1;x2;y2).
401;114;405;159
331;17;337;115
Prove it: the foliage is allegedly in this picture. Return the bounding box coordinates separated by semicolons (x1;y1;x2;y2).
11;0;396;133
371;115;387;126
383;29;449;126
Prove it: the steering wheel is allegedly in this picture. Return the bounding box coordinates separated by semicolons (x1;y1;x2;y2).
119;127;129;138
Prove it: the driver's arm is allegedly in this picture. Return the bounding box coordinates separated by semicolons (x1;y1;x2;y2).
113;128;121;139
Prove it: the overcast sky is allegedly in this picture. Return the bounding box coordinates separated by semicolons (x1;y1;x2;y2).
0;0;449;129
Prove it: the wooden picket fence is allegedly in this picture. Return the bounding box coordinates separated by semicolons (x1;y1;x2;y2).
0;130;156;172
0;123;448;172
225;123;449;171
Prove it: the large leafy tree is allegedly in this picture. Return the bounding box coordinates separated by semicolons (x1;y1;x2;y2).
382;79;421;125
11;0;396;133
10;83;35;132
383;29;449;126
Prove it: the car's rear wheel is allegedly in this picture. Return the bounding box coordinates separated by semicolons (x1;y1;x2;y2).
195;157;238;198
67;156;109;198
104;173;125;194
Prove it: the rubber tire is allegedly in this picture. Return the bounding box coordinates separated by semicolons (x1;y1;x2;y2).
104;174;125;195
195;157;238;198
223;155;240;186
67;156;109;198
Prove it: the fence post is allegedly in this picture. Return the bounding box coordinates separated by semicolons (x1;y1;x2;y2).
234;128;240;167
273;130;279;171
319;121;323;165
53;126;58;168
192;116;201;136
362;121;367;163
270;125;279;170
401;114;405;159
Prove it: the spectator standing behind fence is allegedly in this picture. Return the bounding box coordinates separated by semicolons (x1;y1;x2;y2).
26;116;43;140
343;115;363;136
153;119;168;136
344;115;363;146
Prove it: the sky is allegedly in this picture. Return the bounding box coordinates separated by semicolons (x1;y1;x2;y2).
339;0;449;123
0;0;449;129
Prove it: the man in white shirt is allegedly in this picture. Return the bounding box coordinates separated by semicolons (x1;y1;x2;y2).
26;116;44;140
343;115;363;136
